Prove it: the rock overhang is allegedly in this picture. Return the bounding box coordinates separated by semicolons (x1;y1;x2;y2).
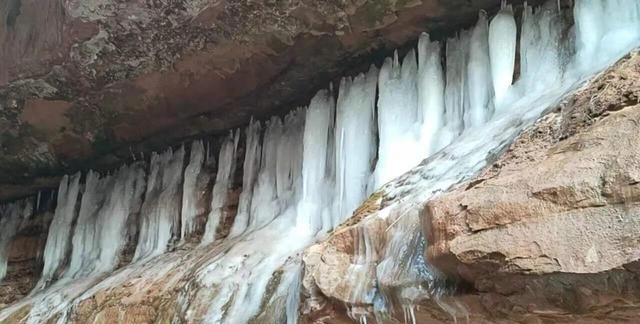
0;0;549;202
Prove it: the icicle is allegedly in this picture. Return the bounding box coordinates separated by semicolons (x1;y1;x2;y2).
489;2;517;110
0;200;32;281
181;140;206;241
296;90;335;235
246;117;284;231
417;33;446;154
375;49;420;188
133;146;185;261
95;164;146;272
334;66;377;226
443;31;471;143
35;173;82;290
519;1;564;92
228;120;262;238
66;164;146;278
202;131;240;244
66;171;109;278
466;11;494;128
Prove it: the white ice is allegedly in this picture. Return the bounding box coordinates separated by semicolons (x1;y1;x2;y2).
3;1;640;322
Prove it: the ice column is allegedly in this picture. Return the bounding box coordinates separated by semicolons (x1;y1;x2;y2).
334;67;377;225
443;31;471;144
0;199;33;281
202;131;240;244
489;1;517;109
519;1;564;92
375;50;419;187
297;90;335;234
134;146;185;261
181;140;206;241
466;11;494;127
66;171;110;278
36;173;82;290
249;111;305;231
228;121;262;238
66;164;146;278
95;164;146;273
417;33;447;153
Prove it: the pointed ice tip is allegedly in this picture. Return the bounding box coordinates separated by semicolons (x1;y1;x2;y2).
419;32;431;43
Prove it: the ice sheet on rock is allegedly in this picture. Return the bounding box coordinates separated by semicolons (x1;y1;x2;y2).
574;0;640;73
181;140;206;241
202;131;240;244
134;146;185;261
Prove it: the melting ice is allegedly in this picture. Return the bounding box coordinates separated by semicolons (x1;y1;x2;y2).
1;0;640;323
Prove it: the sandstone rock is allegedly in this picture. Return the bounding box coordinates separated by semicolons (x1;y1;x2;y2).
425;52;640;283
0;0;547;202
302;52;640;324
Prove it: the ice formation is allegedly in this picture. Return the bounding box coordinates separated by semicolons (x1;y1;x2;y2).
466;11;494;128
202;131;240;244
335;68;378;225
35;174;82;290
65;164;146;278
489;1;517;109
0;199;33;281
181;140;206;241
2;0;640;323
134;146;185;261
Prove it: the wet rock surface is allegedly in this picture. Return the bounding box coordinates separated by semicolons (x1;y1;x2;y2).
0;0;544;202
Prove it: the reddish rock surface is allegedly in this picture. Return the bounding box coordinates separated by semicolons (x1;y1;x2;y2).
0;0;547;202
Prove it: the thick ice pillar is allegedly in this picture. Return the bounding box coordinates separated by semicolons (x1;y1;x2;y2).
489;1;517;110
202;131;240;244
443;31;471;143
297;90;335;234
134;146;185;261
417;33;446;154
466;11;494;128
334;66;377;225
228;121;262;238
36;173;82;289
0;199;33;281
375;50;420;188
181;140;206;241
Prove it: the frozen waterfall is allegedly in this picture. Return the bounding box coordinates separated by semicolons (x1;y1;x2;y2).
0;199;34;281
2;0;640;323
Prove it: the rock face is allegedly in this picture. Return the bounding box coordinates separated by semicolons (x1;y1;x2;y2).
302;53;640;323
0;0;539;202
